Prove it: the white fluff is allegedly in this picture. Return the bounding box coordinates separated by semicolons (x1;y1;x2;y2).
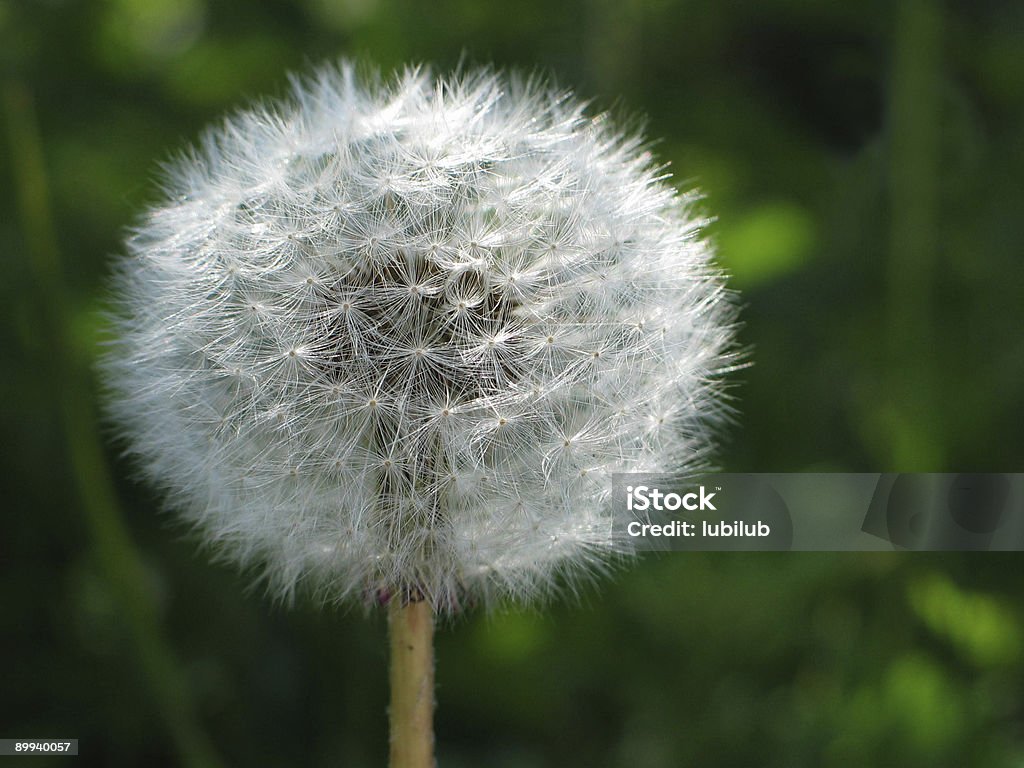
101;62;739;612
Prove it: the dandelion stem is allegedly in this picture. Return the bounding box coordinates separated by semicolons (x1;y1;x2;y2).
388;597;435;768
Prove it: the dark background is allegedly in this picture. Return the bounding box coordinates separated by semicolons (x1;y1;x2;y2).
3;0;1024;765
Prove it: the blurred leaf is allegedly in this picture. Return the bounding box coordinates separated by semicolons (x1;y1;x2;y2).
96;0;206;72
718;200;816;287
910;574;1021;667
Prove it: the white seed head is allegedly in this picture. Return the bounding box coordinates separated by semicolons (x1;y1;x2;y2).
101;62;739;612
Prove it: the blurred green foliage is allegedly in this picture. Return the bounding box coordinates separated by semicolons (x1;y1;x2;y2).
3;0;1024;766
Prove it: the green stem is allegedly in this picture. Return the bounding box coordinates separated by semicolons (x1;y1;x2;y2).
3;80;224;768
886;0;944;469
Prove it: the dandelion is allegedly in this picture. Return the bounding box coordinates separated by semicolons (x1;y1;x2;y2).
101;61;739;767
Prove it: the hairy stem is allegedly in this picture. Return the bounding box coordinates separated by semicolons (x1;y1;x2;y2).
388;597;435;768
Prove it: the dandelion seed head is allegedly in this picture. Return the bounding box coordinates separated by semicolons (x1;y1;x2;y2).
102;61;739;613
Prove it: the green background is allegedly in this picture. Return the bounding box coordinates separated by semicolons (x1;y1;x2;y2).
3;0;1024;765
